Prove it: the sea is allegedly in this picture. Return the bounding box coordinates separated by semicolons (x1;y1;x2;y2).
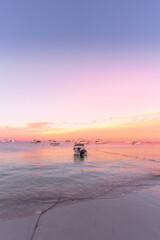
0;141;160;220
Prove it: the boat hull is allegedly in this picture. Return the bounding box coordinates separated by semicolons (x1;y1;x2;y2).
74;150;87;156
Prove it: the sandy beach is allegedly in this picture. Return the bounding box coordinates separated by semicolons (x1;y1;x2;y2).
1;186;160;240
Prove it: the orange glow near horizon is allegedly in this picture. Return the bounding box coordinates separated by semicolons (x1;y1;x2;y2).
1;49;160;141
0;111;160;142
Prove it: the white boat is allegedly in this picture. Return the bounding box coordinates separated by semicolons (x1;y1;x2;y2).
31;139;41;143
132;141;142;145
95;139;108;144
77;138;90;145
2;139;9;143
49;140;60;146
73;143;87;156
1;139;17;143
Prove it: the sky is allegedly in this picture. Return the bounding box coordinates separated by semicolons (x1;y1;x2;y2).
0;0;160;141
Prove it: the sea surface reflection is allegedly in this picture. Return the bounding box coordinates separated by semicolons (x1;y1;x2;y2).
0;141;160;219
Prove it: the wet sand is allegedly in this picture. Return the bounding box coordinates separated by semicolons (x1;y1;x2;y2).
1;187;160;240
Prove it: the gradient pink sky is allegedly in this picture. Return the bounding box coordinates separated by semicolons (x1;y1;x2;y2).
0;48;160;141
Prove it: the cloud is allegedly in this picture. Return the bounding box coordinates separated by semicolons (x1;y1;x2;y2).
92;119;107;124
71;122;88;125
26;121;53;129
0;110;160;141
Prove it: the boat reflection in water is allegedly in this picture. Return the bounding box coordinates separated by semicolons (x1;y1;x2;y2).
73;155;86;163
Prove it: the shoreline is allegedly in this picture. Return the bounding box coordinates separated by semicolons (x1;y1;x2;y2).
1;186;160;240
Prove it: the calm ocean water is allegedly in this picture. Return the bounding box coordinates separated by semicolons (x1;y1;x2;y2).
0;141;160;220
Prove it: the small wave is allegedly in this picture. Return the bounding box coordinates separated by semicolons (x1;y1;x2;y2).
93;149;160;163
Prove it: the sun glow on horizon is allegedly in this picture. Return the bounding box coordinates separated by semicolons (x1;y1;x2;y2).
0;110;160;141
0;49;160;142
